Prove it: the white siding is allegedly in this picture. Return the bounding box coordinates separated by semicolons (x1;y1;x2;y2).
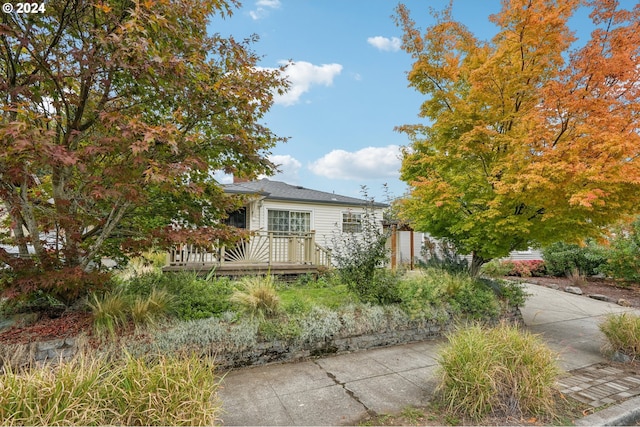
502;249;543;261
249;200;384;251
421;233;544;262
395;230;423;264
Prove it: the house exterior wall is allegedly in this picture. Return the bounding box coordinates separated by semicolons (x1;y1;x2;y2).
395;230;423;265
245;199;385;251
501;249;544;261
420;233;544;263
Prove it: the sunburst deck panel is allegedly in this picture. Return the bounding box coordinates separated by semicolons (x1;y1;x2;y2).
166;231;332;270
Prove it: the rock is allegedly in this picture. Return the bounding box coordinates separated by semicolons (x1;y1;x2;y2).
564;286;583;295
0;312;40;331
617;298;631;307
611;351;631;363
589;294;614;303
547;283;560;290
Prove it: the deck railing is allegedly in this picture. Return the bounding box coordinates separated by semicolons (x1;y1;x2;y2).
167;230;331;268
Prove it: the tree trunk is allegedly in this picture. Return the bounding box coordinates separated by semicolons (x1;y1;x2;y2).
469;251;487;277
9;211;30;258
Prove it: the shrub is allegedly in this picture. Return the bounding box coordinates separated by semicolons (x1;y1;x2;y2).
420;238;469;274
0;352;221;426
258;316;302;341
150;317;258;354
600;216;640;282
0;258;111;309
480;259;513;278
447;277;501;320
506;260;546;277
599;313;640;360
478;278;529;308
230;275;281;319
162;273;235;320
399;269;501;320
353;268;403;305
331;187;390;299
298;305;342;342
121;271;234;320
542;241;606;277
437;323;560;421
398;272;446;319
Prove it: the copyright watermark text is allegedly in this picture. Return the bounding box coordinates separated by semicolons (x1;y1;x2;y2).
3;2;46;13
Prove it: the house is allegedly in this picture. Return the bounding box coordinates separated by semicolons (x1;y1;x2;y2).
164;178;390;276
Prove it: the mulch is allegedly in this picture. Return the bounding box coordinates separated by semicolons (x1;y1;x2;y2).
0;311;93;346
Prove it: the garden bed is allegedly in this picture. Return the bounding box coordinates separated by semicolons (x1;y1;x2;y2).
2;304;523;370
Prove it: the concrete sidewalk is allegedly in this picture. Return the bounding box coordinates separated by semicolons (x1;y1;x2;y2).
217;284;640;426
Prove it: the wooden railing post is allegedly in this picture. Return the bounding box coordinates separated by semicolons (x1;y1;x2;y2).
306;231;315;264
287;235;294;263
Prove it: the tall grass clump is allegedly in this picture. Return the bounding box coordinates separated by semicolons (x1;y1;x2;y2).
437;323;560;421
106;353;220;426
87;291;129;337
599;313;640;360
129;288;174;326
88;287;173;336
0;352;220;426
230;275;281;319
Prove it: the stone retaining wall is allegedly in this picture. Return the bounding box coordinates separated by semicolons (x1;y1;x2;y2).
18;306;523;370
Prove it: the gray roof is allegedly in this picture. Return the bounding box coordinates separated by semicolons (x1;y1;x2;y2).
223;178;388;207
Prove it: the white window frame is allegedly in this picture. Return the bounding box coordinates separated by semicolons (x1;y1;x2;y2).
267;209;311;233
342;211;363;233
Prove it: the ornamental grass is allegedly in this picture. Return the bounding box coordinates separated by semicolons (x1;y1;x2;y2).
437;322;560;421
0;352;221;426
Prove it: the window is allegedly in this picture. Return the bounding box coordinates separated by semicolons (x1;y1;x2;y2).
267;210;310;233
342;211;362;233
224;207;247;229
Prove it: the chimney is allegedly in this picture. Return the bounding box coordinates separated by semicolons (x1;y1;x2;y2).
233;175;250;183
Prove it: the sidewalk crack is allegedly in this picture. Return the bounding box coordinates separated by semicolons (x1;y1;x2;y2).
314;361;377;418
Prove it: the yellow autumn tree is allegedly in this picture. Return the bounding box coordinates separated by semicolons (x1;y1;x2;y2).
395;0;640;275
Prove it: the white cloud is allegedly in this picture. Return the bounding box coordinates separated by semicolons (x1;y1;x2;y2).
212;170;234;184
262;154;302;183
309;145;401;180
250;0;281;20
367;36;402;52
274;61;343;106
257;0;280;6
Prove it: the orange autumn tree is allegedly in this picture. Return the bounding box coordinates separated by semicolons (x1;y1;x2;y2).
395;0;640;275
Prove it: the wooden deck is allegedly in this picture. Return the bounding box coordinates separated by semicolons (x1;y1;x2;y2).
162;231;331;278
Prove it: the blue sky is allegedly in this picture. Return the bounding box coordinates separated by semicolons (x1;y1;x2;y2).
210;0;601;202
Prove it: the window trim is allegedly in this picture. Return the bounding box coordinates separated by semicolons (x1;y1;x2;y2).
267;209;311;233
342;210;363;233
